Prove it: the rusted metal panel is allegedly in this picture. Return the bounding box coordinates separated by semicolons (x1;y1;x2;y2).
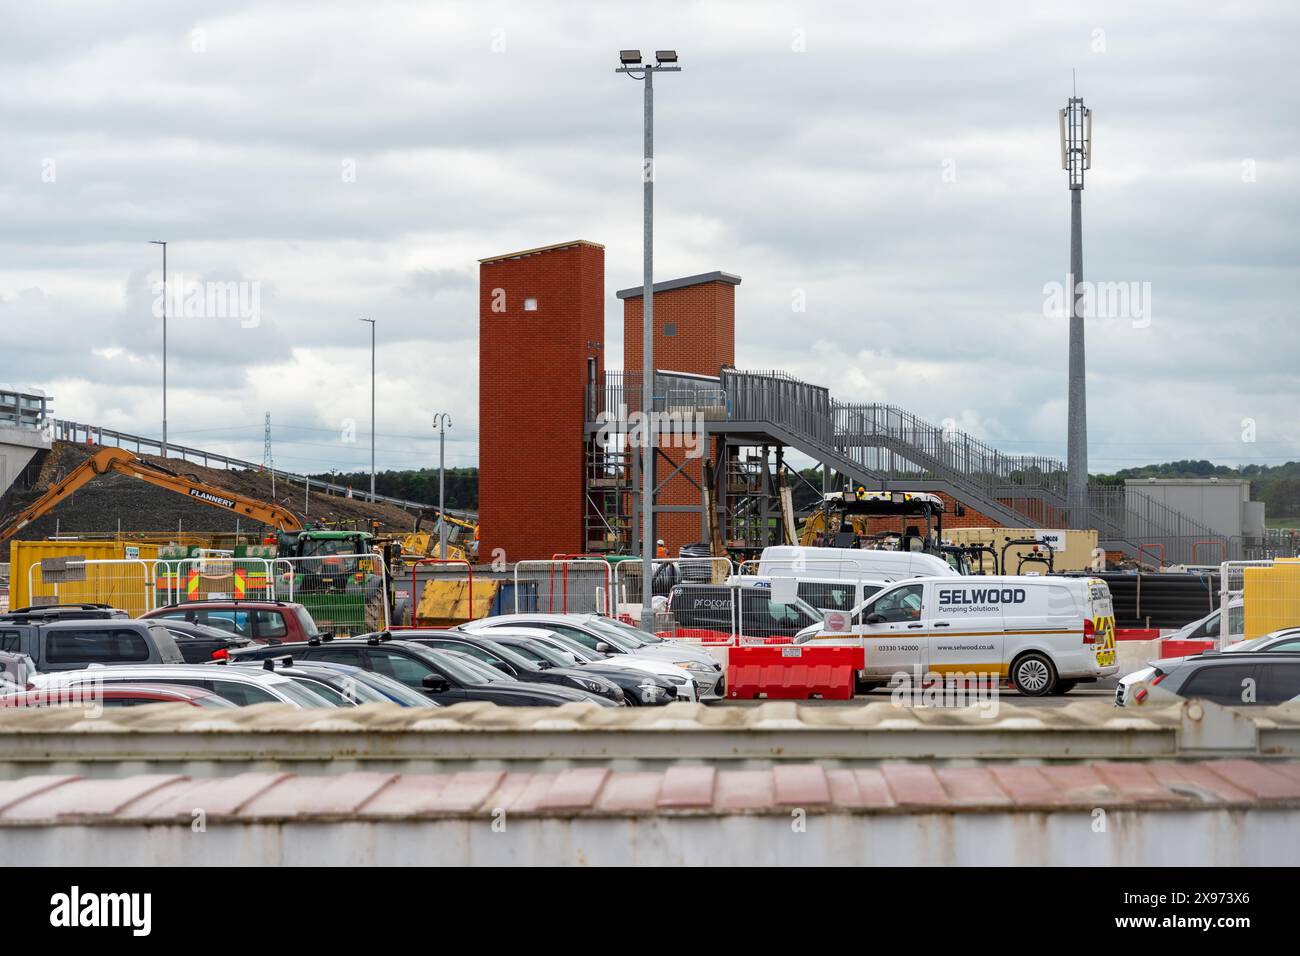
2;762;1300;865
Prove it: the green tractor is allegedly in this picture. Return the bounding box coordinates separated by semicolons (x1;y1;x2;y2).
154;530;401;636
265;530;395;636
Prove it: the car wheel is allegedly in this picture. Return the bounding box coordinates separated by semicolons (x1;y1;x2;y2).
1010;653;1057;697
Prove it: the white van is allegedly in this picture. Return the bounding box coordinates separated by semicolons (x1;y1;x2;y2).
793;574;1119;696
758;545;959;583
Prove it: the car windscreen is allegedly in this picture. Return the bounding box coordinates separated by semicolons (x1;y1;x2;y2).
443;651;511;683
600;618;666;645
1224;636;1267;653
472;638;541;672
294;606;323;638
350;670;438;705
584;620;642;650
415;646;497;685
520;639;583;666
288;677;356;706
269;679;337;708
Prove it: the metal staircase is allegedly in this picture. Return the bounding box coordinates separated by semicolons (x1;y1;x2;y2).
715;370;1232;563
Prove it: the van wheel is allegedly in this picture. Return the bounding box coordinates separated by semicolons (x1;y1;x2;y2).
1053;680;1077;695
1010;653;1057;697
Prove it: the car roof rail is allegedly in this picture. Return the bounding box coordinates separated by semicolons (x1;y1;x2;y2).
261;655;294;670
10;603;115;613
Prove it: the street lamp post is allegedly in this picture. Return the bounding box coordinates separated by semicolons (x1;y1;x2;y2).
359;318;376;502
149;240;168;457
616;48;680;618
433;413;452;559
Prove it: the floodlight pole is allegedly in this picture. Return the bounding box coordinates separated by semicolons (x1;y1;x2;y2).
617;51;680;619
149;240;168;457
1061;95;1092;527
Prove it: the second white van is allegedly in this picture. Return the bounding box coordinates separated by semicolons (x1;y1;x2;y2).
758;545;959;582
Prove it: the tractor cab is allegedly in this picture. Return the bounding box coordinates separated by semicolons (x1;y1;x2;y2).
279;530;374;573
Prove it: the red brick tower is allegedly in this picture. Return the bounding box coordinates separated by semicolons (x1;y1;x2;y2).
618;272;740;554
478;240;605;561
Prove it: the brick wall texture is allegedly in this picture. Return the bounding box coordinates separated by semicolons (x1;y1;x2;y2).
478;241;604;561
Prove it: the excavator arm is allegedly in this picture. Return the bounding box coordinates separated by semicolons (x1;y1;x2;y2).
0;446;303;543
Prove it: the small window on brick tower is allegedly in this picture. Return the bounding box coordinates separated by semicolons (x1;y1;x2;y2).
663;322;677;337
523;297;538;311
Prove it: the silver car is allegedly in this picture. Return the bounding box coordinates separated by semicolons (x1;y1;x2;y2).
33;664;338;708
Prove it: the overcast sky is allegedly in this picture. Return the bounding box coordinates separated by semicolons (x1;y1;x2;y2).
2;0;1297;476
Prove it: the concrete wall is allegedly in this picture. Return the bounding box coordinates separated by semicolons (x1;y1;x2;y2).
0;424;50;496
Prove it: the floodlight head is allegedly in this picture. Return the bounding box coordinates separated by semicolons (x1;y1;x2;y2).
655;50;678;63
620;49;642;65
1060;96;1091;189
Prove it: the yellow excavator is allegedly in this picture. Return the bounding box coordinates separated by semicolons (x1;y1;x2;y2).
401;511;478;563
0;446;303;543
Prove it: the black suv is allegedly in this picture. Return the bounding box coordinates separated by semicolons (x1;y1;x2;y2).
0;605;183;672
229;634;619;707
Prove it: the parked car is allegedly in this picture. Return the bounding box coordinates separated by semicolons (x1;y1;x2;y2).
33;664;338;708
154;619;255;663
471;626;697;701
1115;652;1300;707
228;634;619;707
1;682;237;709
141;600;322;644
257;659;439;707
402;631;625;703
1222;628;1300;653
463;613;723;697
486;631;678;705
1162;598;1245;648
0;606;184;672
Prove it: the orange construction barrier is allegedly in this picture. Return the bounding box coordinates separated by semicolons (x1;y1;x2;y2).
726;645;865;700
